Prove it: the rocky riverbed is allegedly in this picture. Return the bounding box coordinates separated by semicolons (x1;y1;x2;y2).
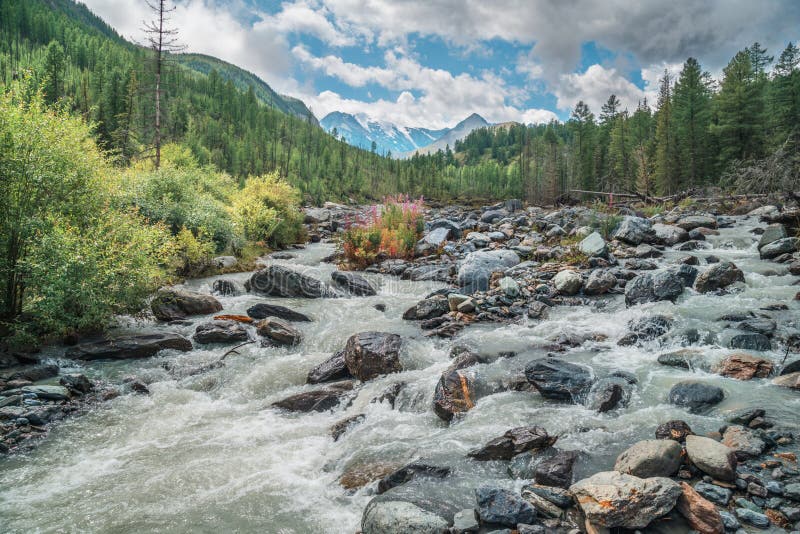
1;199;800;533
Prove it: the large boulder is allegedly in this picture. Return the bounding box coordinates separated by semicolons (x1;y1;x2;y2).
652;223;689;245
331;271;376;296
403;296;450;320
613;216;655;245
246;303;311;322
614;439;683;478
760;237;799;259
693;262;744;293
475;487;537;527
570;471;682;529
729;333;770;351
553;270;583;295
344;332;402;381
721;425;766;460
468;426;557;461
304;207;331;223
307;350;352;384
676;481;724;534
676;215;717;231
685;435;737;481
525;358;594;402
65;333;192;360
420;226;452;247
433;368;476;421
457;250;520;293
758;223;787;250
534;450;578;488
256;318;302;346
624;270;684;306
668;381;724;413
584;269;617;296
579;232;608;257
361;499;449;534
150;288;222;321
248;265;327;298
585;377;631;412
271;382;353;412
717;353;773;380
193;320;249;344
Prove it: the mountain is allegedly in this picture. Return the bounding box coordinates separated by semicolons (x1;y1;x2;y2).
320;112;446;156
176;54;317;124
406;113;490;157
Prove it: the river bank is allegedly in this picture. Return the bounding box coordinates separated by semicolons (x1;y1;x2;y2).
1;198;800;533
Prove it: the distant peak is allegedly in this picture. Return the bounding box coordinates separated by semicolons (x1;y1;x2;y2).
459;113;489;127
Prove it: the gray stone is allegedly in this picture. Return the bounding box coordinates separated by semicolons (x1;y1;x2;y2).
613;216;655;245
734;507;770;528
248;265;327;298
344;332;402;381
534;450;578;488
452;509;479;533
256;318;301;346
247;303;311;322
468;426;557;461
362;499;449;534
211;255;237;268
721;425;766;460
331;271;376;296
193;320;249;344
304;207;331;223
421;226;452;247
481;210;507;223
498;277;520;298
625;270;684;306
579;232;608;257
668;381;724;413
475;487;537;527
307;351;351;384
65;333;192;360
694;482;732;505
760;237;799;259
150;288;223;321
676;215;717;230
758;223;787;250
685;435;737;481
585;377;630;412
614;439;683;478
652;223;689;245
212;278;244;296
553;270;582;295
525;358;594;401
729;333;771;351
694;261;745;293
584;269;617;296
21;385;70;401
403;296;450;320
458;250;520;293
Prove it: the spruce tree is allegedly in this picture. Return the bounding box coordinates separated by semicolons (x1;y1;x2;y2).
654;70;678;194
673;58;712;188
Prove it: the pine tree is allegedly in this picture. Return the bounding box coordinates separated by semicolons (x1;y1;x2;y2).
654;70;678;194
673;58;712;188
770;42;800;146
568;100;596;191
608;111;632;191
600;94;621;124
43;40;66;104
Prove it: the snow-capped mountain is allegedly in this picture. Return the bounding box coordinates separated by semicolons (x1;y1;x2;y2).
407;113;490;157
319;111;448;156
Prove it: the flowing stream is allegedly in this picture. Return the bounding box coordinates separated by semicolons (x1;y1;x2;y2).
1;215;799;533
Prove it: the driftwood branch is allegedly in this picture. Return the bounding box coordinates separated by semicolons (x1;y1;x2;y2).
220;340;256;361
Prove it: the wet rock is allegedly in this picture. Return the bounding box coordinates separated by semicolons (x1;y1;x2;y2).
614;439;683;478
377;463;450;494
193;320;249;344
657;349;705;370
570;471;681;529
304;207;330;223
583;270;616;296
655;420;694;442
330;413;364;441
271;382;353;412
721;425;766;460
693;261;745;293
6;364;59;383
344;332;402;381
734;507;770;528
475;487;537;527
729;333;771;351
717;353;773;380
738;317;776;336
553;270;582;295
481;210;506;224
534;450;578;488
248;265;327;298
758;223;787;250
676;481;724;534
677;215;717;231
685;435;737;481
247;303;310;323
468;426;557;461
59;373;92;394
773;371;800;389
498;277;520;298
403;296;450;320
256;318;301;346
307;350;352;384
624;270;684;306
429;219;462;238
20;385;70;401
521;484;573;509
420;226;452;248
668;381;724;413
65;333;192;360
361;499;449;534
331;271;376;296
458;249;520;293
150;288;223;321
627;314;672;342
613;216;655;245
452;509;479;533
725;407;765;425
667;263;698;288
433;368;475;421
525;358;594;402
212;278;244;296
760;237;799;259
579;232;608;257
694;481;732;505
653;223;689;245
519;489;561;518
585;377;630;412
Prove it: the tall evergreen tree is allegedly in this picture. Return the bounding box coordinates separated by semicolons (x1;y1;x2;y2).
43;40;66;104
770;42;800;145
654;70;678;194
673;58;712;188
568;101;596;191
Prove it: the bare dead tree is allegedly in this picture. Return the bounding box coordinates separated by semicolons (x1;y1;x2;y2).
141;0;184;170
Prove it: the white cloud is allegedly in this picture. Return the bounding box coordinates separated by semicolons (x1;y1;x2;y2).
555;65;645;114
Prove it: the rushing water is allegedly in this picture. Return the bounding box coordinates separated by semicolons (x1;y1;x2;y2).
1;215;799;533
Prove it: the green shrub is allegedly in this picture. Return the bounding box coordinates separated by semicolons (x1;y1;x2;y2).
230;173;305;249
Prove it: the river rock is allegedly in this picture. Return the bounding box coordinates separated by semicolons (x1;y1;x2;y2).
429;219;462;238
212;279;244;296
498;277;520;298
614;439;682;478
344;332;402;381
553;270;582;295
653;223;689;245
534;450;578;488
668;381;724;412
624;270;684;306
193;320;249;344
773;371;800;389
735;507;770;528
304;207;330;223
655;420;694;442
458;250;520;293
6;364;59;382
585;377;630;412
583;269;616;296
760;237;799;259
677;215;717;231
59;373;93;394
570;471;682;529
331;271;376;296
433;368;475;421
21;385;70;401
420;226;452;247
613;216;655;245
361;499;449;534
65;333;192;360
247;303;311;322
525;358;593;402
579;232;608;257
717;353;773;380
271;382;352;412
685;435;737;481
475;487;537;527
721;425;766;459
377;463;450;494
256;318;301;346
468;426;557;461
248;265;327;298
657;349;705;370
676;481;724;534
729;333;771;351
694;481;732;505
403;296;450;320
694;261;744;293
150;288;223;321
307;350;352;384
758;223;787;250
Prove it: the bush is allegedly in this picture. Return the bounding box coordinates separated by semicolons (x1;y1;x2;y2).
341;195;425;267
230;173;305;249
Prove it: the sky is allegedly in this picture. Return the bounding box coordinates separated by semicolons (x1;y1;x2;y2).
82;0;800;130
